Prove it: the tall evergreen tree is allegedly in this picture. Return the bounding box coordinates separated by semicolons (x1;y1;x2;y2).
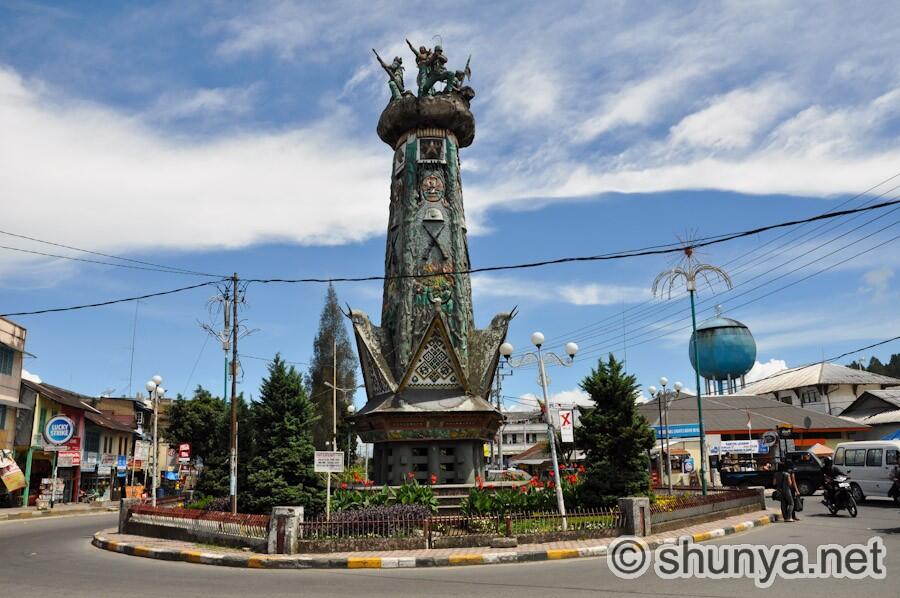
575;354;655;507
307;284;359;461
245;355;324;514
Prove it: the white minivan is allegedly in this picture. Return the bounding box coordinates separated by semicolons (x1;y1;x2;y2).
833;440;900;503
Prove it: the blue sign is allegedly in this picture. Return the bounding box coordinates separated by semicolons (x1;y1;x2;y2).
116;455;127;470
165;471;179;481
683;457;695;473
44;415;75;445
652;423;701;439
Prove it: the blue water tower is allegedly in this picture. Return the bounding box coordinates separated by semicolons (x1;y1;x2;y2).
688;308;756;394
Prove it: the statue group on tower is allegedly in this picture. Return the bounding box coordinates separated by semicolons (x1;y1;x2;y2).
373;39;474;102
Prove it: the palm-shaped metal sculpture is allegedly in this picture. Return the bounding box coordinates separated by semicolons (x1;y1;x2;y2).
652;246;733;495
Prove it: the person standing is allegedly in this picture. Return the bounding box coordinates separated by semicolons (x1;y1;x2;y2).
773;462;799;522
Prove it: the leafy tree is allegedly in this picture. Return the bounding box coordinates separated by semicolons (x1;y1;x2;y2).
165;386;251;502
245;355;324;514
848;354;900;378
306;284;358;460
575;354;655;507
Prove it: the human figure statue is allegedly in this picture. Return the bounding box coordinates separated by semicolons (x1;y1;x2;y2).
373;49;407;100
420;45;453;95
406;39;433;96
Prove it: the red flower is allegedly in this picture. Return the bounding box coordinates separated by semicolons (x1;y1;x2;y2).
578;465;585;473
407;471;415;480
353;471;361;482
529;476;539;487
547;481;555;489
364;479;374;487
476;474;484;490
566;474;578;484
430;474;438;485
339;482;348;490
486;484;494;490
548;470;554;477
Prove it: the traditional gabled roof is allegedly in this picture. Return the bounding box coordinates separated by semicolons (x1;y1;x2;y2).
349;309;398;398
741;362;900;396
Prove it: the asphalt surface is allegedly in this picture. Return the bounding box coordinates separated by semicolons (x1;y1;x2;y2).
1;496;897;597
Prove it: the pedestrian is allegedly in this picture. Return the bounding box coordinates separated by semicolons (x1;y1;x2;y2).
773;462;799;522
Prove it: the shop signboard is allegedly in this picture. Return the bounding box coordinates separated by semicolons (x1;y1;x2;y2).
0;450;26;492
43;415;75;446
719;440;769;455
178;442;191;464
314;451;345;473
133;441;149;461
97;465;112;476
57;451;81;467
652;423;701;439
116;455;127;477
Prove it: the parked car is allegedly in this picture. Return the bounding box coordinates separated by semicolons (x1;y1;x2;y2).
719;451;824;495
833;440;900;503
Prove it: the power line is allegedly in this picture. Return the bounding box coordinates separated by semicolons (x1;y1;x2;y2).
7;195;900;318
0;244;225;276
239;353;310;366
0;279;226;317
0;229;223;278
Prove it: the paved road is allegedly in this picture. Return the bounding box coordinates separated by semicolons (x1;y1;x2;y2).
1;496;897;597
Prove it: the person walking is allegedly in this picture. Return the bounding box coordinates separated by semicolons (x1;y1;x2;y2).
773;462;799;522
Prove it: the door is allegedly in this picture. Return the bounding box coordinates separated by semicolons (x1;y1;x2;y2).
843;448;867;492
861;448;884;496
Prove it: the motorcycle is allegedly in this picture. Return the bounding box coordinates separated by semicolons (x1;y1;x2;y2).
823;474;858;517
889;478;900;505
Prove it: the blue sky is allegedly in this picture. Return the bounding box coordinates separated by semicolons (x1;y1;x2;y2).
2;1;900;411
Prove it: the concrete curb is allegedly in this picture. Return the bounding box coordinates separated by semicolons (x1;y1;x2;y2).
1;506;117;522
91;513;780;569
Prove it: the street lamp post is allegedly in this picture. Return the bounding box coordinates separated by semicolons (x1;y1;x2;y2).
649;378;682;494
499;333;578;530
652;246;732;496
144;375;163;507
346;404;356;468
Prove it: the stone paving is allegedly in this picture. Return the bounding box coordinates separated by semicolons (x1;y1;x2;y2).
93;507;782;569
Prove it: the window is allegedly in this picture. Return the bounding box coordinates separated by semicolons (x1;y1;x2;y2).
887;449;899;466
411;447;428;458
834;447;845;465
866;449;883;467
799;389;820;405
0;405;5;429
439;447;455;457
0;345;13;376
85;430;100;453
845;449;866;466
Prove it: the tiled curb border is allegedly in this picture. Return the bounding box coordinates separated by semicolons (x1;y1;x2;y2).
1;506;117;522
92;512;779;569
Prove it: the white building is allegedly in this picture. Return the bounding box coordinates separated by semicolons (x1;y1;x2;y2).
741;362;900;416
493;410;547;467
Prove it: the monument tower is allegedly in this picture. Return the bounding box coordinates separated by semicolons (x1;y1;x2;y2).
350;42;512;485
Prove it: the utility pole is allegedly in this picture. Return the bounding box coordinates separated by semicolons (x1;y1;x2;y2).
326;337;336;521
229;273;239;514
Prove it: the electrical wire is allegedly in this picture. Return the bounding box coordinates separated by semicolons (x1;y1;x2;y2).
239;353;310;366
0;244;225;276
0;279;226;317
0;230;223;278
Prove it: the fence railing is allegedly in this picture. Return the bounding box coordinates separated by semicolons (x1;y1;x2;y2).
298;516;423;540
128;505;270;540
650;487;759;514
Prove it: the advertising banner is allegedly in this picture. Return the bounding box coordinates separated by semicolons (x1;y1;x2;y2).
558;409;575;443
0;450;26;492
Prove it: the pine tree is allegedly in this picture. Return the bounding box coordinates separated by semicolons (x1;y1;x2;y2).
307;284;358;461
245;355;324;514
575;354;655;507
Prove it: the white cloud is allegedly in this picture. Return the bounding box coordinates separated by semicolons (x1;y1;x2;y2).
860;266;894;301
0;67;387;274
472;275;649;306
21;369;42;383
669;81;799;150
148;84;261;120
745;358;788;383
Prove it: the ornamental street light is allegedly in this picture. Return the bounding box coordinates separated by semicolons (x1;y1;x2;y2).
145;375;164;507
649;379;682;494
652;246;733;496
500;333;578;530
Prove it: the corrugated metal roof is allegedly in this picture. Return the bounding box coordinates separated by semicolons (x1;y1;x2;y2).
639;392;867;432
842;409;900;425
859;389;900;409
22;379;102;414
84;411;134;433
741;362;900;396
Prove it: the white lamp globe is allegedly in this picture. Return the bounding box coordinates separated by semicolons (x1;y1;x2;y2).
648;385;658;396
145;380;156;392
565;342;579;358
531;332;545;347
674;381;683;392
659;376;669;387
156;388;165;397
152;374;163;386
347;404;356;414
499;342;514;357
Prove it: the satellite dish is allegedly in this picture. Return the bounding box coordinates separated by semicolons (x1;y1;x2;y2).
803;416;812;430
